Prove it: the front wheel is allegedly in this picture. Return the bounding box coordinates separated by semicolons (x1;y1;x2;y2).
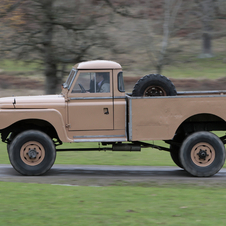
180;132;225;177
9;130;56;176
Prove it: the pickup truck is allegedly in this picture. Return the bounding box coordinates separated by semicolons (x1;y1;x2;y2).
1;60;226;177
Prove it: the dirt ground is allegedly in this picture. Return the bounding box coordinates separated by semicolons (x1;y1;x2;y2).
124;76;226;92
1;72;226;96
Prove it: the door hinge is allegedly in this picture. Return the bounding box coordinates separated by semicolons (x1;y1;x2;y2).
65;124;70;128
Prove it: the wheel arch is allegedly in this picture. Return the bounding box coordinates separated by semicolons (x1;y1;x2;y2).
175;113;226;136
1;119;61;144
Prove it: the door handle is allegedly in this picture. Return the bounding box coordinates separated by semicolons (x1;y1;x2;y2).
104;108;109;115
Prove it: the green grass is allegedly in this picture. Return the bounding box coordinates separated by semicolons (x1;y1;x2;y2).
0;60;41;72
1;54;226;80
1;182;226;226
55;141;173;166
164;57;226;80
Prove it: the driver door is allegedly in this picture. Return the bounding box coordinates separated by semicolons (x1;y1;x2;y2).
67;70;113;131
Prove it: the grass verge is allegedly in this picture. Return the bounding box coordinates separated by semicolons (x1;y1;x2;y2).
0;60;41;72
1;182;226;226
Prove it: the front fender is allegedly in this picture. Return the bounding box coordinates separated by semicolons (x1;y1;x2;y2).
0;109;72;143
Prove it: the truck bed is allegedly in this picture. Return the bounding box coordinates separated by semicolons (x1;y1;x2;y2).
127;90;226;141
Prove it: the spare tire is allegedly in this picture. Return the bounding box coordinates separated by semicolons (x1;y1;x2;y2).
132;74;177;97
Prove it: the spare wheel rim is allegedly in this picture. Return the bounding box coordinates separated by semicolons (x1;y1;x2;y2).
144;86;167;96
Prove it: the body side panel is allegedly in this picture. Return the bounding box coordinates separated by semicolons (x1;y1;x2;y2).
129;95;226;141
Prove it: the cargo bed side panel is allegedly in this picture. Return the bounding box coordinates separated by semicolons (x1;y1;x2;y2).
128;95;226;141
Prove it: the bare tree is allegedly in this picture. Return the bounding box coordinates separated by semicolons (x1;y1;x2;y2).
193;0;215;58
0;0;112;94
103;0;226;68
146;0;183;73
103;0;183;74
0;0;24;18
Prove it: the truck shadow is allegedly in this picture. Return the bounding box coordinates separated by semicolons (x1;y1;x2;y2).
2;165;226;186
46;166;190;177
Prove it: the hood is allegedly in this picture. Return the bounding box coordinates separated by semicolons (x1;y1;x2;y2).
0;95;65;109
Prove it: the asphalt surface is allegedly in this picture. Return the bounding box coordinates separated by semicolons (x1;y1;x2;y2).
1;164;226;186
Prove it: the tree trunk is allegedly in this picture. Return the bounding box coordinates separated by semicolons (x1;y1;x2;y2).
156;64;163;74
202;32;212;55
199;0;214;58
45;63;58;94
42;0;59;94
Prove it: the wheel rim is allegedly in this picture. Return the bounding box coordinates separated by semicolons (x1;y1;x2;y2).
190;142;215;167
20;141;45;166
143;86;167;96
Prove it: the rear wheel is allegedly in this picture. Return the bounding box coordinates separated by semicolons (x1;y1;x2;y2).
170;133;185;169
180;131;225;177
170;151;183;169
9;130;56;176
132;74;177;97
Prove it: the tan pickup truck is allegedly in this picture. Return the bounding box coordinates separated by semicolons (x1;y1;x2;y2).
1;60;226;177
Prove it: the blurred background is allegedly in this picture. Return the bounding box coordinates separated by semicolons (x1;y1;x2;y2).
0;0;225;96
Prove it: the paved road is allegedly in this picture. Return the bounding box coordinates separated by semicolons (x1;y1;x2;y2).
1;164;226;186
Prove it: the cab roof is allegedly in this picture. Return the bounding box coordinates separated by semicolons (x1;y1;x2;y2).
73;60;122;70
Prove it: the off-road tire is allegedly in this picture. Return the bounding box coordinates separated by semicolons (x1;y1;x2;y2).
9;130;56;176
7;132;16;153
170;133;185;169
170;150;183;169
132;74;177;97
180;131;225;177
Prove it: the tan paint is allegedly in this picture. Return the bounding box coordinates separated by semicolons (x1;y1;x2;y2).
68;99;114;131
129;95;226;141
74;60;122;70
190;142;215;167
20;141;45;166
0;109;71;142
113;99;126;130
0;97;15;109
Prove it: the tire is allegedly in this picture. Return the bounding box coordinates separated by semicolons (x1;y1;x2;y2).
132;74;177;97
9;130;56;176
180;131;225;177
170;133;185;169
7;132;15;153
170;151;183;169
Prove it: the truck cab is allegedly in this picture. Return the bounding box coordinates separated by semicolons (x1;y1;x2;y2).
61;60;127;142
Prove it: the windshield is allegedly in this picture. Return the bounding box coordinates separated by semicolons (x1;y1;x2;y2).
63;69;77;89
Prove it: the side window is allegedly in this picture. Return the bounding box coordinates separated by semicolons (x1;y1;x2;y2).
72;72;110;93
118;72;125;92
